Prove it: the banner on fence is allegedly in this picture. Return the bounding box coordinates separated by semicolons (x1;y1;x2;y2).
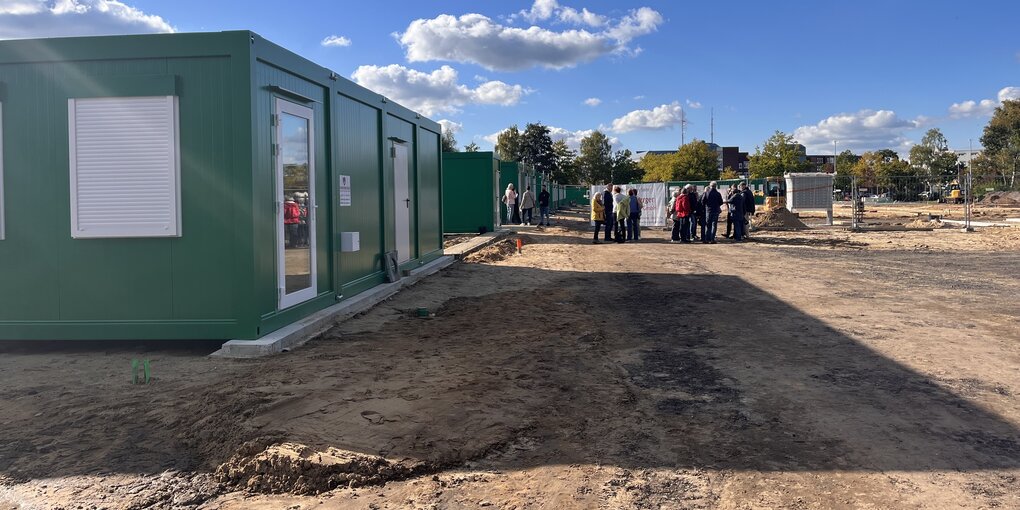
588;183;667;227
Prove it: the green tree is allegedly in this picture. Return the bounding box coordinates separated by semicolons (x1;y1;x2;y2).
720;166;740;179
495;124;523;162
980;99;1020;187
638;152;676;182
551;139;579;184
834;149;860;176
852;150;911;189
441;128;458;153
521;123;556;177
909;128;958;179
748;131;811;178
576;130;614;184
463;142;480;152
675;140;720;181
612;149;643;183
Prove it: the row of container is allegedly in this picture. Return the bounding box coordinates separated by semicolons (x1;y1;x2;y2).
442;151;585;234
0;31;588;343
0;31;445;342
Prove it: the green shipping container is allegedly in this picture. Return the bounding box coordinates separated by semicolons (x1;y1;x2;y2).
442;152;500;234
0;31;444;341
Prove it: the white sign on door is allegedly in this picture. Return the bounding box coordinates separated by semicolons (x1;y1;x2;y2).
338;175;352;207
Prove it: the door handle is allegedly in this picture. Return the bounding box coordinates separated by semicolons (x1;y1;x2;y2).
404;198;411;208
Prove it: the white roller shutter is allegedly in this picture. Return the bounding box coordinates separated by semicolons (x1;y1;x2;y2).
68;96;181;238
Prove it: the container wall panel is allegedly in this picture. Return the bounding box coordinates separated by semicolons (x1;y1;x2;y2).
416;127;441;257
0;57;239;326
336;95;384;292
442;152;497;234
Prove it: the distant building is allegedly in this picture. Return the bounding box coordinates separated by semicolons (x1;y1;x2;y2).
720;146;749;175
954;148;982;165
807;154;835;173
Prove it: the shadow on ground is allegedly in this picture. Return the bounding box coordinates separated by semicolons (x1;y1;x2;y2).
1;254;1018;496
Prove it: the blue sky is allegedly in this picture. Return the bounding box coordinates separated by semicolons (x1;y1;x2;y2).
2;0;1017;156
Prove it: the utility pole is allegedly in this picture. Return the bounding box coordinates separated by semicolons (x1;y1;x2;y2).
680;108;686;147
965;139;974;231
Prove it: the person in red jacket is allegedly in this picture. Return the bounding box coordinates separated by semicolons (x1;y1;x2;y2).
284;196;300;248
677;184;694;242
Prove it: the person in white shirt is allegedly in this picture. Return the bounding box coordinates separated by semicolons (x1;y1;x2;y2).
501;183;518;225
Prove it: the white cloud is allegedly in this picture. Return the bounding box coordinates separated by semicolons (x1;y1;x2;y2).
0;0;173;39
999;86;1020;102
437;119;462;134
483;125;619;151
610;101;684;133
686;99;702;109
793;109;920;154
397;5;663;71
320;34;351;47
583;97;601;107
633;95;645;100
513;0;607;27
948;86;1020;118
604;7;662;43
351;64;528;117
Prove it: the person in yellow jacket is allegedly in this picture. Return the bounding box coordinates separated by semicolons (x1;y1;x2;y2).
590;192;605;244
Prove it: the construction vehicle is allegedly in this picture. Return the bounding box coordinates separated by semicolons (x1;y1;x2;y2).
939;180;964;204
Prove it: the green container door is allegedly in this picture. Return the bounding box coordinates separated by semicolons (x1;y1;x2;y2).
442;152;499;234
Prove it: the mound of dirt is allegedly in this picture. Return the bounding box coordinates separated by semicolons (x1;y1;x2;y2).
463;235;533;263
751;207;809;229
216;441;428;495
905;218;946;229
981;191;1020;206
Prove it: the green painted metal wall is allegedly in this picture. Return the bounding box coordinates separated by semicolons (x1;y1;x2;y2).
335;95;385;298
442;152;499;234
0;31;444;341
0;50;249;339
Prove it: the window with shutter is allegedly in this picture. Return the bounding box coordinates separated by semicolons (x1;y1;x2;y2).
68;96;181;238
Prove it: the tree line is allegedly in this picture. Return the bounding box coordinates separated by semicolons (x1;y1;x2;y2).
439;99;1020;188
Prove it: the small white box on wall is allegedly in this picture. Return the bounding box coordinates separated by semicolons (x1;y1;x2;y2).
340;232;360;252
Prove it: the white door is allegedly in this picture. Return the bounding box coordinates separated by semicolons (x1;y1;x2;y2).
392;142;411;263
276;99;317;309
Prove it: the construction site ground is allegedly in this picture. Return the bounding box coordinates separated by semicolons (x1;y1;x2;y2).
2;204;1019;509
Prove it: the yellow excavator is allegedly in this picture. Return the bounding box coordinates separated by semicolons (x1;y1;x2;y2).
940;180;964;204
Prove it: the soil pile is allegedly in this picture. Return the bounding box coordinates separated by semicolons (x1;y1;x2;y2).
751;207;809;229
216;441;428;495
981;191;1020;206
464;235;532;263
905;218;946;229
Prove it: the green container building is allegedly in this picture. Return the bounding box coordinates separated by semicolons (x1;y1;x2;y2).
441;151;500;234
0;31;444;341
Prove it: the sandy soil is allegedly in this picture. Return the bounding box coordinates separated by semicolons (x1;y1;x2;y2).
1;206;1019;509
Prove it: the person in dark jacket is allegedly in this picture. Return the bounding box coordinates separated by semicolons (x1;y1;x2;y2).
690;185;702;241
702;181;724;243
741;182;756;237
627;188;642;240
601;184;614;242
727;185;746;241
669;191;683;242
538;186;551;226
724;186;738;239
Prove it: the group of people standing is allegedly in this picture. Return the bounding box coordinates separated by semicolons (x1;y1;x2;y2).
589;181;755;244
590;184;643;244
503;184;553;226
669;181;755;243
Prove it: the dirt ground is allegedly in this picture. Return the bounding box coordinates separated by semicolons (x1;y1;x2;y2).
2;205;1019;509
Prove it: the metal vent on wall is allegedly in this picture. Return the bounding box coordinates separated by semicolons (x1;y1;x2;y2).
68;96;181;238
